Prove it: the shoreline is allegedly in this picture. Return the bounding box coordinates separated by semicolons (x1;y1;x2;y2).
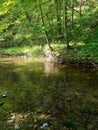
0;53;98;69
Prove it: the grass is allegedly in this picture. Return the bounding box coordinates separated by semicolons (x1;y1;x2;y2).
0;46;44;57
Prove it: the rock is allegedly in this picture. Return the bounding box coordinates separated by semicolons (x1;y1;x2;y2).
43;123;49;130
0;102;4;106
1;91;8;98
14;123;20;130
1;93;7;98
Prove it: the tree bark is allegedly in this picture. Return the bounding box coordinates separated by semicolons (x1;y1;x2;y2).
71;0;74;27
79;0;82;17
63;0;70;50
38;0;53;51
55;0;62;36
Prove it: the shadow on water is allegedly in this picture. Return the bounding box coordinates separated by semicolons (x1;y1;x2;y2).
0;58;98;130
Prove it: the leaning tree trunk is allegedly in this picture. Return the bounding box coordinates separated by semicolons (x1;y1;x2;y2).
38;0;53;51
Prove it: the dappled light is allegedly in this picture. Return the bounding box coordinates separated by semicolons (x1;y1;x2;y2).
3;0;14;7
76;42;85;46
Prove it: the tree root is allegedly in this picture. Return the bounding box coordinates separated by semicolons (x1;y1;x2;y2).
90;62;98;69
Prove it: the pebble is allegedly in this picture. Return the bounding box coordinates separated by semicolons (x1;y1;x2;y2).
43;123;48;130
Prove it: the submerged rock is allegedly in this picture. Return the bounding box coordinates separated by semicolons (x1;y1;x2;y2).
1;91;8;98
43;123;49;130
0;102;4;106
14;123;20;130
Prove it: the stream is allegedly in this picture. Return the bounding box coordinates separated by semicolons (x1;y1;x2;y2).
0;57;98;130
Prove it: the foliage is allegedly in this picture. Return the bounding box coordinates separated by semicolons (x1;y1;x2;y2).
0;0;98;63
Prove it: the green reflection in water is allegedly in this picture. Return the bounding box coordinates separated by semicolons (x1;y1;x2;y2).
0;58;98;130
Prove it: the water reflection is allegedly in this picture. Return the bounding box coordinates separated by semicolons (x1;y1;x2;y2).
0;58;98;130
44;62;60;76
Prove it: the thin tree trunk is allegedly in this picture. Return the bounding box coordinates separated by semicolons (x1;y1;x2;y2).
63;0;70;50
46;13;53;35
79;0;82;17
71;0;74;27
55;0;62;36
38;0;53;51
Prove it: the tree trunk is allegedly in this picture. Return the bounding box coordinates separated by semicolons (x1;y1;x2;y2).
55;0;62;36
71;0;74;27
63;0;70;50
79;0;82;17
38;0;53;51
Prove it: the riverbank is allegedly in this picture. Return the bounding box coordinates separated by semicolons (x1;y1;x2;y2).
0;43;98;68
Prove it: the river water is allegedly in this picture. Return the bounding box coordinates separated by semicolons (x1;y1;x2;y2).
0;58;98;130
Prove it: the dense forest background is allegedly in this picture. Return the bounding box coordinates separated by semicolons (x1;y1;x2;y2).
0;0;98;63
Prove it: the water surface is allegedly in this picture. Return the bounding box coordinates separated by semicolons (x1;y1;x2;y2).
0;58;98;130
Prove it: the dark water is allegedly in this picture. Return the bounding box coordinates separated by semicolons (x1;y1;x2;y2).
0;58;98;130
